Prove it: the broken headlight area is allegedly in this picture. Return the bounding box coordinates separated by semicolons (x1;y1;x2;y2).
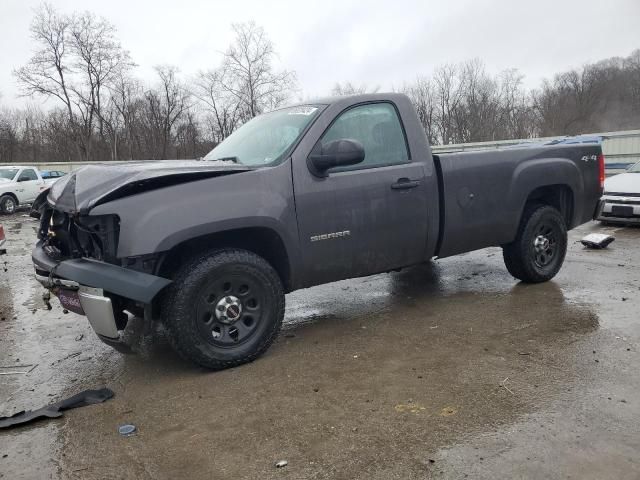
39;206;120;264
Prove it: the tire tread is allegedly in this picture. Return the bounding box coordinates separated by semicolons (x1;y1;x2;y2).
502;204;567;283
161;248;284;369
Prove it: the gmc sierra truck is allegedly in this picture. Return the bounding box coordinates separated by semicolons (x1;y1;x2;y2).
31;93;605;369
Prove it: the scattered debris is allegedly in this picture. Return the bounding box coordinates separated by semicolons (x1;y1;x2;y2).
42;291;52;310
0;364;33;369
0;388;114;429
500;377;514;395
440;406;458;417
394;402;426;414
275;460;288;468
75;334;84;341
51;352;82;366
581;233;615;249
518;352;532;355
118;424;137;436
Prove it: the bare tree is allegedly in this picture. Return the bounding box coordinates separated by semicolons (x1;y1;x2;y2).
433;64;464;144
69;10;133;159
14;3;132;161
14;4;78;153
331;82;379;96
193;69;242;143
403;77;437;144
220;22;296;120
141;66;190;159
106;73;143;160
498;69;536;139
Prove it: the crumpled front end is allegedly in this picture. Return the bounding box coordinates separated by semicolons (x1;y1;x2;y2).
33;189;171;349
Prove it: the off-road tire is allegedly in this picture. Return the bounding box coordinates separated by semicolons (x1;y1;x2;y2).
161;248;285;369
502;205;567;283
0;195;17;214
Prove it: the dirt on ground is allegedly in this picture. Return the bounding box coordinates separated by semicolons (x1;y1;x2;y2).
0;211;639;479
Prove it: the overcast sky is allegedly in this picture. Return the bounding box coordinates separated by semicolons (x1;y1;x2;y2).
1;0;639;107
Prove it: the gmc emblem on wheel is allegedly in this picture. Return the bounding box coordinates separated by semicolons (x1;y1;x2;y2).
310;230;351;242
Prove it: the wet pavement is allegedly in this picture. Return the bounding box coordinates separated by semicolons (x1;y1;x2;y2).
0;211;639;479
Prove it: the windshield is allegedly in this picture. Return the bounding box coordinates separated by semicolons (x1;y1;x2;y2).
628;162;640;173
0;168;18;181
204;105;321;166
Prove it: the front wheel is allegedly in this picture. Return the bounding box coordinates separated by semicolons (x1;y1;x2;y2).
161;249;285;369
502;205;568;283
0;195;17;214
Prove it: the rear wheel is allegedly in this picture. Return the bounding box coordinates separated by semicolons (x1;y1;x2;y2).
502;205;567;283
0;195;17;214
161;248;284;369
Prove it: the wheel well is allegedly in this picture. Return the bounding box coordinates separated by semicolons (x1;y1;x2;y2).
0;192;18;204
524;185;574;227
157;227;292;292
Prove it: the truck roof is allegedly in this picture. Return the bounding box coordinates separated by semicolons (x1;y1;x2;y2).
285;92;409;109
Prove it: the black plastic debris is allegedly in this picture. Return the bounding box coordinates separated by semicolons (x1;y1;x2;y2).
581;233;615;249
0;388;114;429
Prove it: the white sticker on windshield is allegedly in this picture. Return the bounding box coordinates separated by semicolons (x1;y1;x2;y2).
288;106;318;116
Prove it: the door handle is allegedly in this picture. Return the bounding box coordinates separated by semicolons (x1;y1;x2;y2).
391;178;420;190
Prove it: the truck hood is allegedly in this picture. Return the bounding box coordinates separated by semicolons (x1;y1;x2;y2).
48;160;251;213
604;172;640;195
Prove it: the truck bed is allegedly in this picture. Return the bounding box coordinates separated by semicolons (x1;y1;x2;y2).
433;143;603;258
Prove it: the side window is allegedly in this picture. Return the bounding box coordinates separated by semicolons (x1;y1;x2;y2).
18;169;38;181
319;103;409;171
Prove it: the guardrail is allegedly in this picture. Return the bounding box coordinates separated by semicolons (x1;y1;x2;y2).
2;129;638;174
431;129;640;174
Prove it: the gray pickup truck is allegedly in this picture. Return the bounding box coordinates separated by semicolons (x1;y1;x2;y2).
32;93;604;369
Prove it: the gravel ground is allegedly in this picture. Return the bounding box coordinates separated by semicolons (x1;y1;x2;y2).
0;211;639;479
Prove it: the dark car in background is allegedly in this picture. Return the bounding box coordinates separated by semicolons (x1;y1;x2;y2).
39;170;67;181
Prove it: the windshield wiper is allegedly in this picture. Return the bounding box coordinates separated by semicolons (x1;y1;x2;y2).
211;156;239;164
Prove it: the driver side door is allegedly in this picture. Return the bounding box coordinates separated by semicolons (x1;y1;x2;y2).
292;102;429;286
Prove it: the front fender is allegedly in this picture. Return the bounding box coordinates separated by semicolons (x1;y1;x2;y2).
88;162;300;263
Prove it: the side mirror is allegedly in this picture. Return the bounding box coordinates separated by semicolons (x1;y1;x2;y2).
308;139;365;177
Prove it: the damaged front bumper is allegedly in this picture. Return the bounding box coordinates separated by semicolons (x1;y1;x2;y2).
33;240;171;349
35;273;120;339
